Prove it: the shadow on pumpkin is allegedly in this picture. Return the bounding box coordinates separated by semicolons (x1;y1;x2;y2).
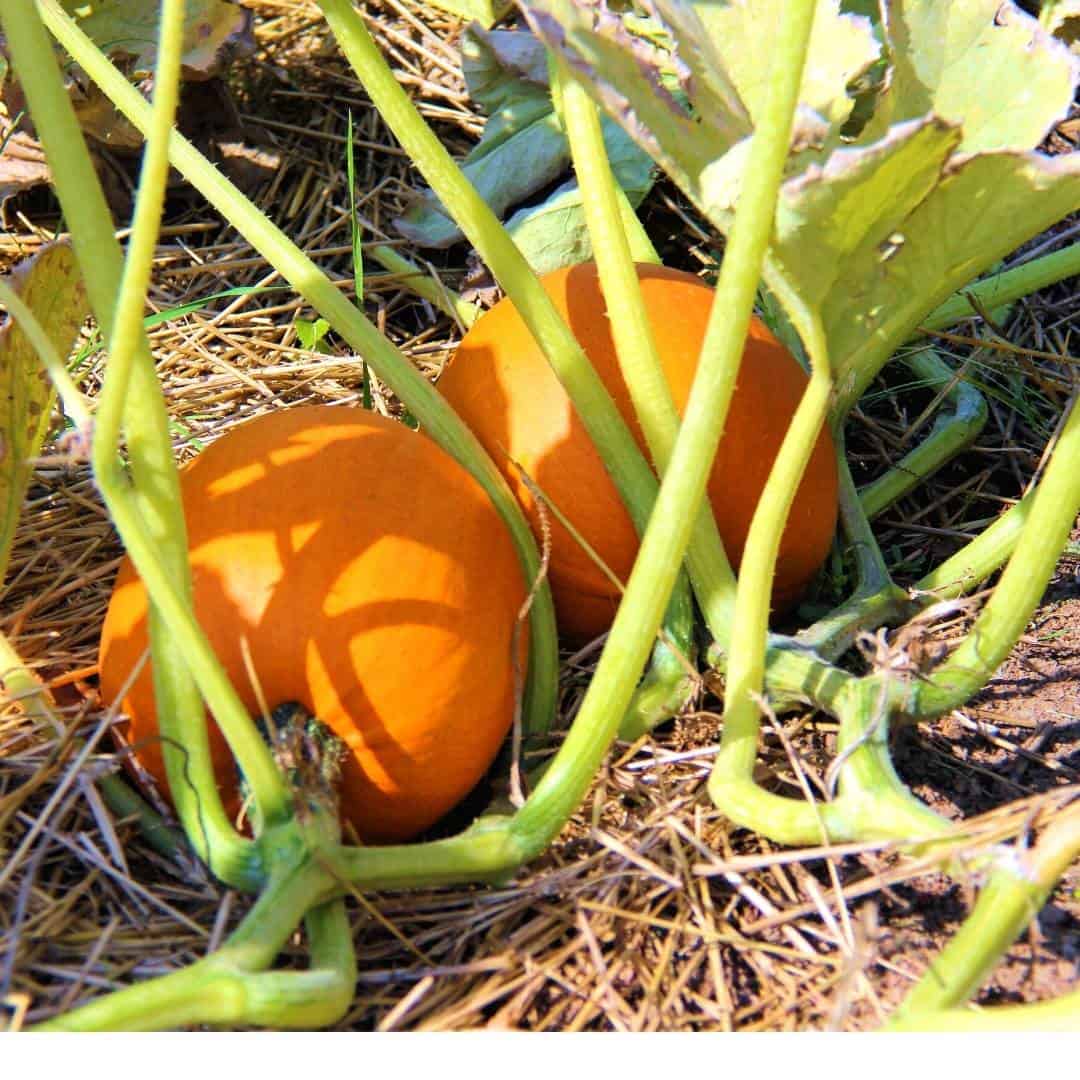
99;406;528;844
436;261;839;644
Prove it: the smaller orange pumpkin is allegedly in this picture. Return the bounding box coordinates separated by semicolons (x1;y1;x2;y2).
437;262;839;642
98;405;528;843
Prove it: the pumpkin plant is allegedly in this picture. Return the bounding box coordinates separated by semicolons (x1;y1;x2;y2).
2;0;1079;1030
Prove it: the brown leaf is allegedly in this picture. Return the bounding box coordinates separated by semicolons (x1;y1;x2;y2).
0;126;50;210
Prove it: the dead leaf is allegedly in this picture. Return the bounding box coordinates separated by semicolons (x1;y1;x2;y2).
0;126;49;211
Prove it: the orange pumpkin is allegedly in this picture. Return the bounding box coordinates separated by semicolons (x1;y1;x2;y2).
98;405;527;843
438;262;839;641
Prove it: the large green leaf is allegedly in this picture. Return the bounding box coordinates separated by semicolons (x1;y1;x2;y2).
769;117;959;317
816;150;1080;411
687;0;879;129
863;0;1079;152
395;24;656;269
1;1;255;178
520;0;1080;419
0;242;89;585
523;0;878;223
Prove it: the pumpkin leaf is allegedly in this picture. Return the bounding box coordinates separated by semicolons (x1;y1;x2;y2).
521;0;1080;419
770;117;960;316
0;242;89;585
811;148;1080;410
683;0;879;130
861;0;1079;152
522;0;878;216
395;23;656;271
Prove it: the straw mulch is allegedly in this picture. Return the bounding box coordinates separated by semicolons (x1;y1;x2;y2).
1;0;1078;1031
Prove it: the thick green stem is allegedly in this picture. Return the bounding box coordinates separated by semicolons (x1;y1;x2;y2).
858;349;988;520
317;0;699;640
797;436;909;660
704;2;824;826
39;0;558;739
618;639;697;742
557;61;737;645
921;241;1080;334
915;493;1032;599
887;992;1080;1032
33;858;339;1031
837;436;892;595
706;657;950;847
500;0;823;856
908;396;1080;718
6;0;259;890
891;800;1080;1022
711;327;833;785
107;0;289;827
831;678;951;837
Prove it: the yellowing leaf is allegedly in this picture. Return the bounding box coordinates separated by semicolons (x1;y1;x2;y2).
0;243;89;584
867;0;1079;152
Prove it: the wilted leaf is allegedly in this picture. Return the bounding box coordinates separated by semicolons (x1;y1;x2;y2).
396;23;656;266
0;243;89;584
1;1;255;154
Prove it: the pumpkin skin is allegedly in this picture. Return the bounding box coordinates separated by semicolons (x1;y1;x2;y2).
98;405;528;843
437;262;839;641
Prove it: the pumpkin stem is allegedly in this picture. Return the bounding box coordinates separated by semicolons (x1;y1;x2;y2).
240;703;346;830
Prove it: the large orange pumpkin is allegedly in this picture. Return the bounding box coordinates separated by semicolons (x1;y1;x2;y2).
98;405;527;843
438;262;839;641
